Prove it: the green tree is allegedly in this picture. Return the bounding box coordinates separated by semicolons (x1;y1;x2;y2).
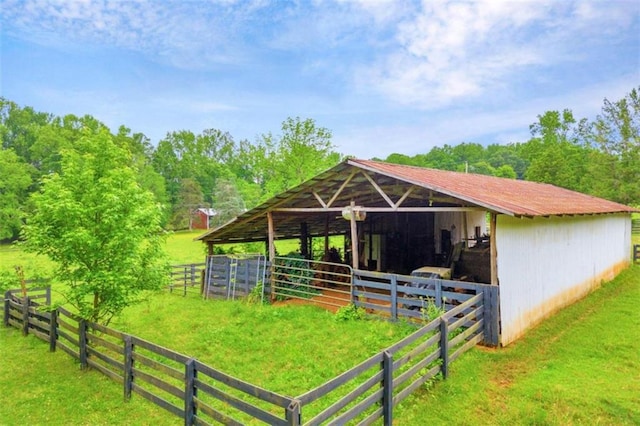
170;178;204;230
0;148;33;240
22;129;169;325
586;87;640;205
210;177;246;228
523;110;591;191
259;117;342;200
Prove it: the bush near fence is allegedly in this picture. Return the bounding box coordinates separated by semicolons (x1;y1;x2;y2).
3;276;491;425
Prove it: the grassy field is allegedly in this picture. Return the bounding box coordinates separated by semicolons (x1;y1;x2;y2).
395;263;640;425
1;234;639;424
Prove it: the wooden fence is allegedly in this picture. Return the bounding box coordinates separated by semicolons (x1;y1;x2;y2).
169;263;206;295
352;270;500;346
634;245;640;264
3;281;491;425
203;254;268;301
632;218;639;235
3;288;298;425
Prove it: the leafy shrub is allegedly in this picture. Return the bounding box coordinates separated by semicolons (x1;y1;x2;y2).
335;303;366;321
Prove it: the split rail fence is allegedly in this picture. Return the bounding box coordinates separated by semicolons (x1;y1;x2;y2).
4;269;496;425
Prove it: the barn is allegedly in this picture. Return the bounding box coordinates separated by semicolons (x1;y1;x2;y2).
191;208;218;230
197;159;636;345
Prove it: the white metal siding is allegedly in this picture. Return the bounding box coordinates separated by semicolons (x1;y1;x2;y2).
496;213;631;345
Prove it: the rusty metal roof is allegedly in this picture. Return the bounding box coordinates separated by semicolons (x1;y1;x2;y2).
351;159;637;217
196;159;637;244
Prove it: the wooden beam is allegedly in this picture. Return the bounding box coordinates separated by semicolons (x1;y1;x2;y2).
312;191;327;208
272;206;485;213
327;170;357;207
490;213;498;285
394;186;414;208
361;171;395;208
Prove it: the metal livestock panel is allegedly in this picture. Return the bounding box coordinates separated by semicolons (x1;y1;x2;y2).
496;213;632;345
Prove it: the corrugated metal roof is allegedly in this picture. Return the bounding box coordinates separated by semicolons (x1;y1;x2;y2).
351;159;637;217
196;159;637;243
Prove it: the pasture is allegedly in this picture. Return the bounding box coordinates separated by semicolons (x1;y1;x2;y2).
1;233;639;424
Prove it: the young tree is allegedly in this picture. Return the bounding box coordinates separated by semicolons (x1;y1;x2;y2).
22;129;169;325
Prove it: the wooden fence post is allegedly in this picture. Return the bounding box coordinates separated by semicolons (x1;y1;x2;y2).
79;319;88;369
190;264;196;287
21;296;30;336
435;280;442;308
285;400;301;426
3;291;10;326
45;286;51;306
481;286;500;347
440;318;449;379
184;358;197;426
49;309;58;352
382;351;393;426
390;275;398;321
124;335;134;400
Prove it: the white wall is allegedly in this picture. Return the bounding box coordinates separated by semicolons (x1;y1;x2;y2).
496;213;631;345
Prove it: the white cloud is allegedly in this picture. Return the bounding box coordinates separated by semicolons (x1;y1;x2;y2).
361;0;639;108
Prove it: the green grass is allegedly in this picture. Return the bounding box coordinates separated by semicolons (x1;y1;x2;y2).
394;264;640;425
1;234;638;424
0;327;175;425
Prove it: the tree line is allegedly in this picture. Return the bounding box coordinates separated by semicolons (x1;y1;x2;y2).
1;87;638;242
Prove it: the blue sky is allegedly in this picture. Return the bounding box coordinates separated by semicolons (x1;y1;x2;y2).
1;0;638;159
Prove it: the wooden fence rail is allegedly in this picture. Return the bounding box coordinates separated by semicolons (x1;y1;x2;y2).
3;288;296;425
3;266;496;425
169;263;206;296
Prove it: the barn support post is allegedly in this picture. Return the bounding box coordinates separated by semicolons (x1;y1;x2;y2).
206;241;214;256
349;202;359;269
267;211;276;302
300;222;309;259
490;213;498;285
324;215;330;256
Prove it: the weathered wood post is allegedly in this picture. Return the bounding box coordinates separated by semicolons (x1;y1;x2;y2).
184;358;197;426
124;335;134;400
49;309;58;352
285;399;301;426
390;275;398;321
382;350;394;426
21;296;30;336
45;286;51;306
78;319;88;369
440;318;449;379
3;290;10;326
